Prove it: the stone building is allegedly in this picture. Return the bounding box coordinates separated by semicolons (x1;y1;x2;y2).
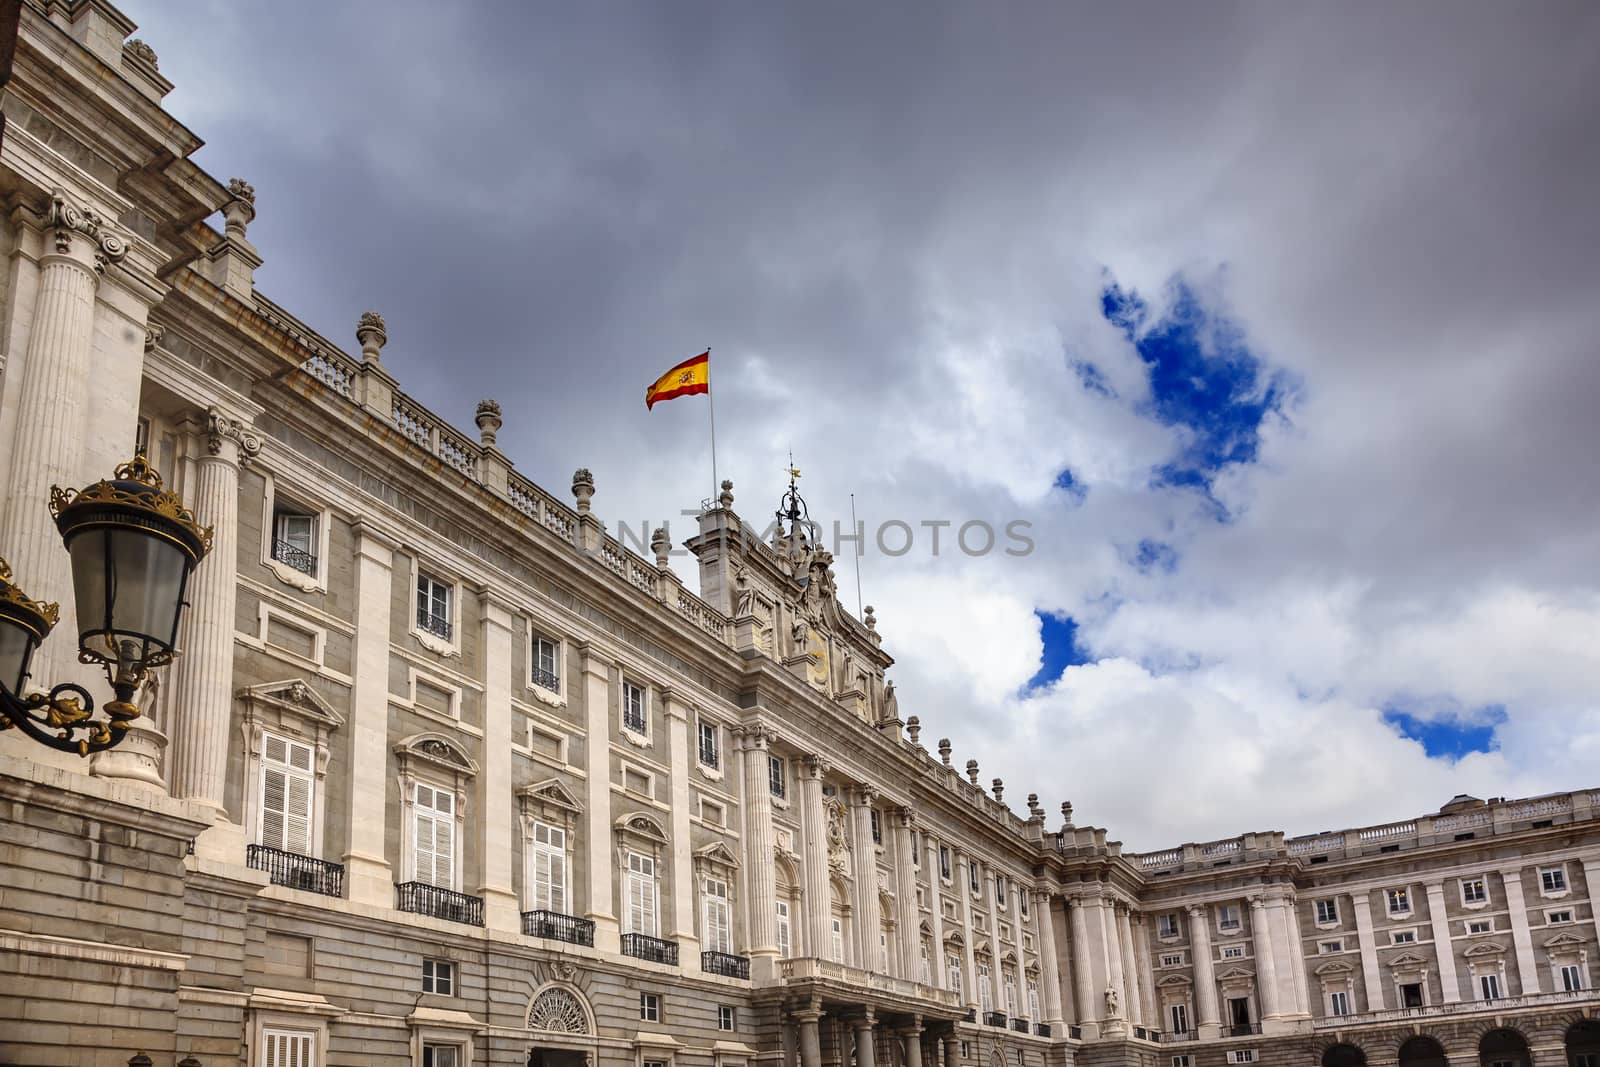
0;4;1598;1067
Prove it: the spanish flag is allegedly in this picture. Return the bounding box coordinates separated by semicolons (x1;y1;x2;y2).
645;351;710;410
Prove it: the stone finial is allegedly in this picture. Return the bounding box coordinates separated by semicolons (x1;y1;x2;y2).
1027;793;1042;818
863;604;877;632
1061;801;1074;827
651;526;671;567
125;39;158;69
938;738;952;766
719;479;735;508
221;179;256;240
127;1056;153;1067
906;715;921;746
992;778;1004;803
177;1058;202;1067
965;759;979;786
475;399;502;446
356;311;387;362
572;468;595;513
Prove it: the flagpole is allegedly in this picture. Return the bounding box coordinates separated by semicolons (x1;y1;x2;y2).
850;492;864;617
706;348;719;508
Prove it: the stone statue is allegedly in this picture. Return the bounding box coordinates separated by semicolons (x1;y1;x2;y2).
882;679;899;721
1104;987;1120;1018
733;566;755;617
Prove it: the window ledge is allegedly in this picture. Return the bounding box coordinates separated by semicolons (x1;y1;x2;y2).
525;684;566;709
1462;900;1490;911
1541;890;1572;900
265;557;323;593
698;763;725;782
1314;921;1341;931
411;628;460;659
621;728;653;749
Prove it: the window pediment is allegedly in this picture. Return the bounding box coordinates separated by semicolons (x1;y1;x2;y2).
1155;973;1192;988
395;733;479;777
1217;966;1255;982
520;778;582;815
1462;941;1507;959
1543;932;1587;951
695;840;741;872
614;811;669;845
1314;960;1356;977
944;930;966;947
239;679;344;731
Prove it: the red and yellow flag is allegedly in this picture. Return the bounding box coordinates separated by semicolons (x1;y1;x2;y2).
645;351;710;409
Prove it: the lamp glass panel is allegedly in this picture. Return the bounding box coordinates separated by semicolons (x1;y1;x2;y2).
67;527;191;662
0;622;35;694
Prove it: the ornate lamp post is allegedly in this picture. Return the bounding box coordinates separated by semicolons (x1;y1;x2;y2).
0;453;210;755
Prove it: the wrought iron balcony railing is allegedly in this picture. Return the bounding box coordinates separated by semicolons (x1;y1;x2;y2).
1067;1026;1083;1040
417;611;453;640
962;1008;977;1024
698;740;719;768
1010;1018;1029;1033
984;1011;1007;1028
1132;1026;1148;1040
1033;1024;1050;1038
271;539;318;576
1228;1022;1262;1036
702;950;750;979
521;909;593;946
621;932;678;965
396;881;483;926
530;666;560;692
1160;1029;1197;1042
247;844;343;897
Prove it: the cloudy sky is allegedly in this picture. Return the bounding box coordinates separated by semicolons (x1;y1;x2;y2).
127;1;1600;850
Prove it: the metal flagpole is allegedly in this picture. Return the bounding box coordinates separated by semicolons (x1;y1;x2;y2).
850;492;864;617
706;348;719;507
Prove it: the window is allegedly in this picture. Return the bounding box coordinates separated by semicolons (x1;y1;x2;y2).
940;846;952;880
996;874;1008;909
531;635;560;692
698;721;719;768
412;782;455;888
1020;892;1029;919
622;681;647;735
1399;983;1423;1008
948;955;963;995
1158;913;1181;939
264;1028;314;1067
1315;899;1338;925
870;809;882;844
1541;865;1568;894
1391;930;1416;945
1461;877;1488;904
272;508;319;576
626;852;657;936
1329;991;1349;1016
834;918;846;964
1005;974;1018;1017
1479;973;1502;1000
1318;940;1343;954
1172;1058;1192;1067
1386;887;1411;915
775;900;792;958
913;835;920;866
703;878;733;954
530;821;567;913
1217;904;1241;932
259;732;314;857
1221;945;1245;959
422;958;454;995
969;862;980;894
1549;909;1575;924
422;1045;460;1067
1467;919;1493;935
920;941;931;983
1169;1003;1189;1034
1027;978;1040;1022
416;572;452;640
640;992;660;1022
879;929;890;971
1159;952;1184;967
978;963;992;1013
1561;964;1585;992
1227;1053;1256;1065
768;755;786;799
961;1044;972;1059
719;1005;736;1031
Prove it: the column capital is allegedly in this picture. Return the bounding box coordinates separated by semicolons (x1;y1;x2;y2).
200;405;262;467
851;782;877;806
1248;896;1267;911
791;1007;825;1023
853;1009;877;1028
1186;902;1208;920
801;754;828;780
44;188;128;276
734;722;774;750
895;805;916;829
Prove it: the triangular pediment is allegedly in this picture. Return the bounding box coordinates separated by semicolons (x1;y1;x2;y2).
1156;973;1193;987
1543;932;1588;950
695;841;741;870
239;679;344;729
1463;941;1507;958
1388;951;1429;968
519;778;582;814
1217;966;1255;982
1314;959;1356;977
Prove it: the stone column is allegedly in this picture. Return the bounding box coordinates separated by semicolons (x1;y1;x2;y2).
1;192;127;688
894;807;920;978
926;831;945;988
1187;904;1221;1038
343;523;396;905
1068;897;1099;1036
664;689;700;960
476;589;518;929
1116;903;1143;1026
800;755;831;959
902;1020;923;1067
1133;911;1159;1028
1584;857;1600;951
852;1014;877;1067
578;645;619;952
1425;881;1462;1003
170;410;259;836
957;852;980;1011
942;1037;958;1067
1036;891;1066;1027
1100;899;1126;1030
1350;891;1384;1011
740;726;779;974
983;862;1005;1012
1499;866;1540;995
852;786;881;969
796;1009;823;1067
1250;898;1281;1021
1280;900;1312;1016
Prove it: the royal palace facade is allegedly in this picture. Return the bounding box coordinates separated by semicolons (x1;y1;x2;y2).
1;4;1600;1067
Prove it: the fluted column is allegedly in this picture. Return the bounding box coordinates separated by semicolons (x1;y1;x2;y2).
1133;911;1159;1027
1187;904;1221;1037
957;852;980;1010
343;523;395;904
1249;898;1281;1020
476;590;517;929
852;786;881;970
1036;891;1065;1027
1101;899;1126;1030
741;726;779;974
800;755;831;959
2;193;126;689
1068;897;1098;1035
168;409;259;817
1116;903;1143;1026
893;807;919;978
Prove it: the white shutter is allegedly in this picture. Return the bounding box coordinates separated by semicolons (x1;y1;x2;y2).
264;1028;315;1067
260;734;314;856
532;823;566;912
775;901;792;957
704;879;731;953
627;853;656;935
414;784;455;888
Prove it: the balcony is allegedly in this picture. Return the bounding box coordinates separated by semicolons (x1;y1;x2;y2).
247;844;344;897
396;881;483;926
702;950;751;979
1310;987;1600;1030
984;1011;1007;1028
1067;1026;1083;1040
530;666;560;693
779;958;963;1011
1228;1022;1262;1037
1160;1030;1197;1043
417;611;452;641
521;909;594;947
621;933;679;965
962;1008;977;1024
1033;1024;1050;1038
270;539;317;576
1132;1026;1149;1040
1010;1018;1029;1033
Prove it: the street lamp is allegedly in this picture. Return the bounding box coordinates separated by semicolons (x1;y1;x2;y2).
0;453;211;755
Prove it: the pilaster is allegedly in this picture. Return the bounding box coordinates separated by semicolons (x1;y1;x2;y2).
853;786;882;972
1187;903;1221;1039
926;832;945;989
1115;903;1142;1026
1499;865;1540;995
342;522;397;905
578;645;619;952
957;851;979;1012
1250;897;1282;1023
739;724;779;976
1351;891;1384;1011
663;689;700;960
475;589;518;931
893;807;919;979
1425;880;1462;1003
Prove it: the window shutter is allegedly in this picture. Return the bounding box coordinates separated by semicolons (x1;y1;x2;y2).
415;783;454;888
264;1029;315;1067
260;734;314;855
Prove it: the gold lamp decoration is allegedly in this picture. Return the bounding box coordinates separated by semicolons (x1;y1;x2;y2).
0;453;211;755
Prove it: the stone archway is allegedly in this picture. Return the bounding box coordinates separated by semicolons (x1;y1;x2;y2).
1322;1042;1367;1066
1567;1019;1600;1066
1398;1036;1448;1067
1478;1027;1531;1067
